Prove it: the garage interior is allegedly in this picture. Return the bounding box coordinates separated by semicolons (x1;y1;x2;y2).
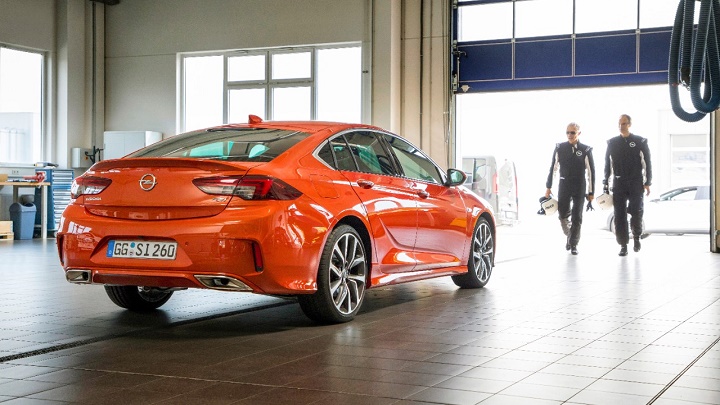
0;0;719;404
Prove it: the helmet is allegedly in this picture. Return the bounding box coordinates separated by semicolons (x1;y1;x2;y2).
595;193;613;210
537;196;558;215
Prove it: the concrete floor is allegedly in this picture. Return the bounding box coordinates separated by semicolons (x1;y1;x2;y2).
0;216;718;404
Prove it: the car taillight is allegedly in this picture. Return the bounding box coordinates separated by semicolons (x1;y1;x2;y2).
71;176;112;198
193;175;302;200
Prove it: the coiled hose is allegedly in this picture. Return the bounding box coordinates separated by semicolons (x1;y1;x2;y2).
669;0;720;122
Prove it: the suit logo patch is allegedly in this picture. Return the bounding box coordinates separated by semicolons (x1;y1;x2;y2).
629;142;636;147
576;151;583;156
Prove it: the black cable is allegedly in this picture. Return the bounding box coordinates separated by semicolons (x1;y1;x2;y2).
669;0;720;122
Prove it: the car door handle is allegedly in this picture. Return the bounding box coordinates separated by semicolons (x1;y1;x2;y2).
357;179;374;189
416;190;429;198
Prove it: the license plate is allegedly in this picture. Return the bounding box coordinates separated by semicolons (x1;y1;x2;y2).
107;240;177;260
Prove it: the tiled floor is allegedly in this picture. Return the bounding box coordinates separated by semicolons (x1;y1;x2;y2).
0;217;718;404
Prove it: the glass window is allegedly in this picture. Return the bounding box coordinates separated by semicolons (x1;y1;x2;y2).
228;88;265;123
272;86;311;120
382;134;442;184
272;51;311;80
180;45;361;130
317;47;362;122
515;0;573;38
316;142;336;168
130;128;308;162
228;54;265;82
458;3;513;42
456;0;683;39
343;132;396;175
576;0;638;34
0;47;43;164
184;55;223;131
670;132;708;187
329;136;357;171
669;189;697;201
640;0;698;29
187;142;225;157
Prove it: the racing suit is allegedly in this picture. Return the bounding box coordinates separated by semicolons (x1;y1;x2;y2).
603;134;652;245
546;141;596;248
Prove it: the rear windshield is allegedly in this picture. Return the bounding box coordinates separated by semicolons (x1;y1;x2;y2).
127;128;310;162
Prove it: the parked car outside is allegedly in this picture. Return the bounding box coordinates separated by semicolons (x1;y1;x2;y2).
57;117;496;323
462;155;519;225
607;185;710;236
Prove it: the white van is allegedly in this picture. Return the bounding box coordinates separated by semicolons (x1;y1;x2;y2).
462;156;519;226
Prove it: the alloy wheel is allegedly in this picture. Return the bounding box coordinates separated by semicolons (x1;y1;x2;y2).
471;221;494;283
329;232;366;315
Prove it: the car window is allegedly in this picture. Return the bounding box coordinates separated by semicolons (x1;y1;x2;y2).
328;136;357;171
670;189;697;201
128;128;309;162
381;134;443;184
342;131;397;175
187;142;226;157
316;142;336;168
474;164;490;185
462;158;492;188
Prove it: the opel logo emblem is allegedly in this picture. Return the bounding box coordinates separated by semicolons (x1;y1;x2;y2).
139;174;157;191
629;142;636;147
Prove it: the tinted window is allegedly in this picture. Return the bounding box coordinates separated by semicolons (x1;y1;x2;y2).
329;136;357;171
316;142;336;168
382;134;443;184
343;132;397;175
128;128;309;162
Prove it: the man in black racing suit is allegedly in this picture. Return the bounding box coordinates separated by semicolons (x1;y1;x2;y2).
545;122;596;255
603;114;652;256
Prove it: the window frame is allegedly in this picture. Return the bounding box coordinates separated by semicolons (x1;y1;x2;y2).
380;132;445;185
180;43;362;132
0;44;46;165
456;0;670;42
453;0;674;92
314;130;447;185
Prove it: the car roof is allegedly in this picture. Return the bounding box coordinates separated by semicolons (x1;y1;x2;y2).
209;120;384;134
660;185;710;200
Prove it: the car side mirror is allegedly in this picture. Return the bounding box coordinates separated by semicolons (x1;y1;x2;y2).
446;168;467;186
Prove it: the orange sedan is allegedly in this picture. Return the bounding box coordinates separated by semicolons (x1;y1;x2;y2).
57;117;496;323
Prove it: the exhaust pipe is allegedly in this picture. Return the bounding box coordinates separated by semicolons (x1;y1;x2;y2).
66;269;92;284
194;275;253;291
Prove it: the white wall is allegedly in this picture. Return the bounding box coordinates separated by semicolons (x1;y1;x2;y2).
103;0;368;138
0;0;56;51
102;0;452;168
0;0;452;171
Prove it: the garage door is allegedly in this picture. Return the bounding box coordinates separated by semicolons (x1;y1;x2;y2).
453;0;681;93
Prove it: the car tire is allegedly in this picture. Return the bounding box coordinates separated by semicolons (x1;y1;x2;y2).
452;217;494;289
104;286;173;311
298;225;367;323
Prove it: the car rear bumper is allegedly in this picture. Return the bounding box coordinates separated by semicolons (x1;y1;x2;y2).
57;203;330;295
